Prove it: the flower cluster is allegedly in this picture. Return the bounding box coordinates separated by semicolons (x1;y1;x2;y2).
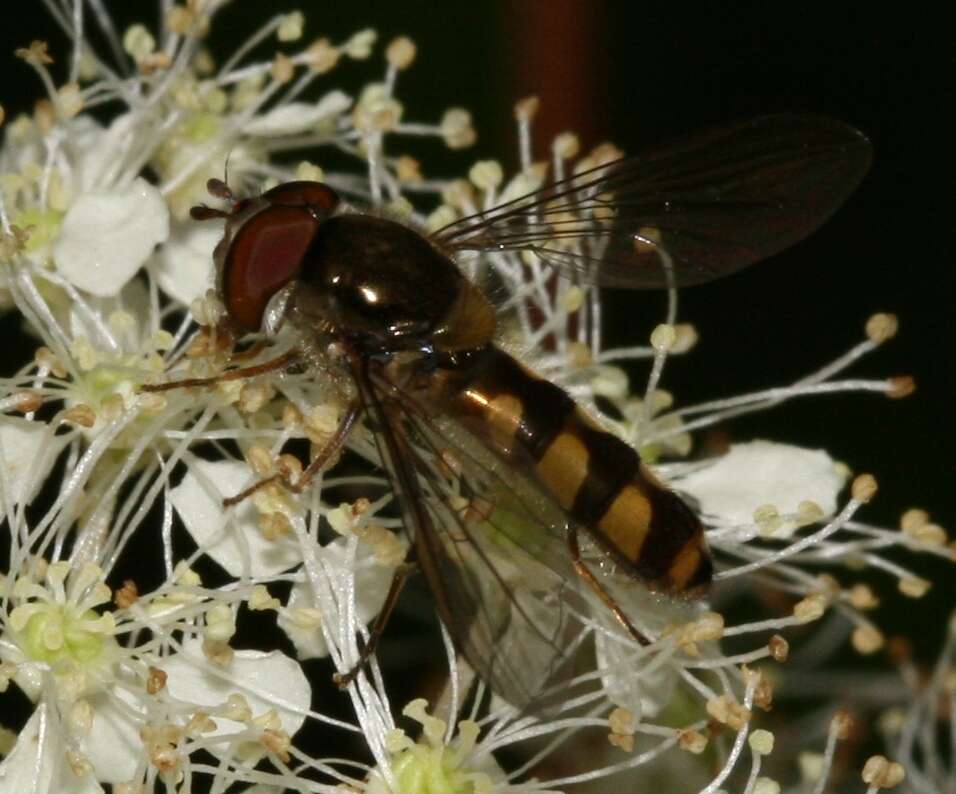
0;2;950;793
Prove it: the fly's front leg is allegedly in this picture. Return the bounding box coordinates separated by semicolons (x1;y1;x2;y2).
141;349;301;393
566;525;649;647
223;398;362;507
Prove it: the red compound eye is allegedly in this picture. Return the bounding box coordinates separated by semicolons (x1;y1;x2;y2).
221;205;319;331
261;180;339;213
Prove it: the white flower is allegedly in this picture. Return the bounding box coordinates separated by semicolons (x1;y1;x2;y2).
2;562;119;700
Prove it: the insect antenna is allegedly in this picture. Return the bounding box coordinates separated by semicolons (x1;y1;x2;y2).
206;176;234;201
189;204;230;221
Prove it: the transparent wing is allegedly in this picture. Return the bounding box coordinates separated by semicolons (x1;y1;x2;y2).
356;363;594;711
432;114;872;288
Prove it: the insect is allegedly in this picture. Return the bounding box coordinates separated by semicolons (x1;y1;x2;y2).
146;114;871;708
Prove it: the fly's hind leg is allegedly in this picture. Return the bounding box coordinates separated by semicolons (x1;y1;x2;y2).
566;526;649;647
223;398;363;507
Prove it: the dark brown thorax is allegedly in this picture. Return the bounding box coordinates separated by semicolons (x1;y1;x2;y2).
291;214;466;354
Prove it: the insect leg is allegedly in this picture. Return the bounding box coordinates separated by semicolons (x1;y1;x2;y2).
223;398;362;507
333;560;416;688
140;349;301;393
565;525;649;647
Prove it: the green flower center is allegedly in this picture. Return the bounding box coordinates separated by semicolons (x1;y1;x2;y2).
392;746;487;794
11;208;64;252
18;603;112;667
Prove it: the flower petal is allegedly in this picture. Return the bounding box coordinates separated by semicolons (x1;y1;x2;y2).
53;177;170;297
0;705;104;793
82;690;142;784
170;460;302;576
151;219;221;306
674;440;846;537
0;417;68;509
162;640;311;759
243;91;352;137
69;115;113;194
278;537;397;659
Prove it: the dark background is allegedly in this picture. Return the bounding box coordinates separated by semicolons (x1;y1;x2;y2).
1;2;951;659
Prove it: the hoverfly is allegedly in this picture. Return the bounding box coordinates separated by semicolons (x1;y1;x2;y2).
146;114;871;709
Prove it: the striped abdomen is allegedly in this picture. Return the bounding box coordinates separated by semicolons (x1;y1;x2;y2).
450;346;711;594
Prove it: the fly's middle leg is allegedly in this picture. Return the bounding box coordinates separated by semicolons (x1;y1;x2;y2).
223;398;362;507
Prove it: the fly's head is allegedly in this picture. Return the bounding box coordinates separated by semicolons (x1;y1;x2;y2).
192;179;340;336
